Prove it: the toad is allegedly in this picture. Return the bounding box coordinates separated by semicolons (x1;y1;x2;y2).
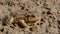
7;14;41;28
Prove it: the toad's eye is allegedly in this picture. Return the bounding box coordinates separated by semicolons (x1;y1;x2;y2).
25;15;30;17
31;15;35;18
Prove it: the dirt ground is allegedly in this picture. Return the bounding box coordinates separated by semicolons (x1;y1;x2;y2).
0;0;60;34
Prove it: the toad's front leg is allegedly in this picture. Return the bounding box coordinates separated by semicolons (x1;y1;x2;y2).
18;20;29;28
